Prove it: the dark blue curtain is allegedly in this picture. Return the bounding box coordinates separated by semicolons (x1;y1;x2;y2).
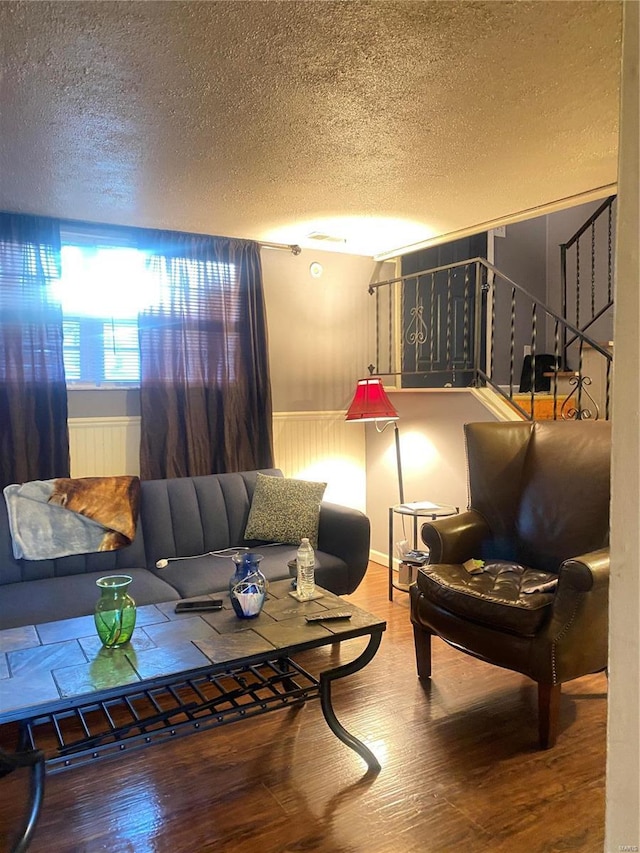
0;213;70;488
137;230;273;479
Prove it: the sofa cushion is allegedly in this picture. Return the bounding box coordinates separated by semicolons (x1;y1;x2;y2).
0;568;180;630
416;560;557;637
149;545;352;599
138;469;282;571
244;474;326;548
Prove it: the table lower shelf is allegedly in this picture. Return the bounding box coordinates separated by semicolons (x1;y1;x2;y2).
17;657;320;774
1;598;385;852
10;628;384;781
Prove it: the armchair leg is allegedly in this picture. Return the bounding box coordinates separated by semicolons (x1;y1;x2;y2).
412;624;432;680
538;683;561;749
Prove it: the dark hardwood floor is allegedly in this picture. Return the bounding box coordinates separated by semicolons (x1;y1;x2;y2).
0;562;607;853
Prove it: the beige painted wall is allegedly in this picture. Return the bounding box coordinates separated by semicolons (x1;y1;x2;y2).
605;2;640;849
68;247;392;420
364;389;500;559
261;247;394;414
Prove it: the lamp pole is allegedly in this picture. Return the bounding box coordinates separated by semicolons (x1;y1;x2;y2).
393;422;405;505
345;376;405;505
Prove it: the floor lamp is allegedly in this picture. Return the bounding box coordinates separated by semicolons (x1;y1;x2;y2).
345;377;405;505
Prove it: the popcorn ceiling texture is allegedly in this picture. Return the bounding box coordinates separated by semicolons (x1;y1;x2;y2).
0;0;622;256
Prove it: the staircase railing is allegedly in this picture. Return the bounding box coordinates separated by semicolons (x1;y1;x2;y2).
368;257;613;420
560;194;616;365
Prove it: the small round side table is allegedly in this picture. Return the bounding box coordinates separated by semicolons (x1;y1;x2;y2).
388;502;459;601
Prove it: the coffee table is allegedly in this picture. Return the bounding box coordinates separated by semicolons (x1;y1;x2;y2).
0;580;386;852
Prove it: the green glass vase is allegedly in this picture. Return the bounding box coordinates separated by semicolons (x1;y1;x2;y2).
94;575;136;648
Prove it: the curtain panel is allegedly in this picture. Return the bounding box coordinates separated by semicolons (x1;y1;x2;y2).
0;213;70;489
137;230;274;479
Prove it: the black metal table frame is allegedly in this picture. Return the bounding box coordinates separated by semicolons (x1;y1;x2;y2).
2;624;384;853
388;503;459;600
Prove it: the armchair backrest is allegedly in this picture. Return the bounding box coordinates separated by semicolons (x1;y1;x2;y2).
465;421;611;573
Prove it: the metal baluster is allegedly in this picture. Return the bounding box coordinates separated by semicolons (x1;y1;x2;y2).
591;221;596;319
560;242;568;368
396;280;401;376
605;357;611;420
509;287;516;397
530;304;537;418
413;275;418;366
387;284;396;373
490;274;496;382
446;268;452;379
419;274;428;356
374;287;380;373
576;237;581;329
553;321;560;420
405;275;427;377
607;202;613;304
429;272;435;369
463;265;470;368
578;339;584;416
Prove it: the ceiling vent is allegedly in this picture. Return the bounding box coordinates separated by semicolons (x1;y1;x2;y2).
306;232;347;244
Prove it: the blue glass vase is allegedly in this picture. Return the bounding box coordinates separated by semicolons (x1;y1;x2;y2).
229;553;266;618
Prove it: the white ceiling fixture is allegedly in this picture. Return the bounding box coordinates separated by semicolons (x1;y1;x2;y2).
306;232;347;244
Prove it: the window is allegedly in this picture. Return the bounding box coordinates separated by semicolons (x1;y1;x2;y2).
53;237;153;386
52;230;235;387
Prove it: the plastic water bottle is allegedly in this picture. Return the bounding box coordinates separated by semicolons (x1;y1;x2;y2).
296;537;315;599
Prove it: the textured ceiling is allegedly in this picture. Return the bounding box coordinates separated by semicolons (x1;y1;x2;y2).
0;1;622;257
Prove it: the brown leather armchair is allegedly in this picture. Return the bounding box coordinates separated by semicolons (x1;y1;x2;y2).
410;420;611;748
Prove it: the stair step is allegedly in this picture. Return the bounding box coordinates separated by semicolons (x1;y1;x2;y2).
510;394;565;420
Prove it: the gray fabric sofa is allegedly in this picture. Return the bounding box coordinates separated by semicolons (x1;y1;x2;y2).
0;469;370;630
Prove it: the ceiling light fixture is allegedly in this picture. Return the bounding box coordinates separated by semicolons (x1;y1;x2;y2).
306;232;347;244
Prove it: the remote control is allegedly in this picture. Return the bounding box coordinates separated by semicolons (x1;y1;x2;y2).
305;610;352;622
175;600;224;613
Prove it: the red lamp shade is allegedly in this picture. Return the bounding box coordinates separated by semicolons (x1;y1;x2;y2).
345;378;399;422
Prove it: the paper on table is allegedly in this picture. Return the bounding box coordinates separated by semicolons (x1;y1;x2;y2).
235;591;265;617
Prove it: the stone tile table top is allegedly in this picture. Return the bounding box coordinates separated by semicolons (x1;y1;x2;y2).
0;580;386;723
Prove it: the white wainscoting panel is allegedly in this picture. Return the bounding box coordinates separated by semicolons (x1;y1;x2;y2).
272;411;366;512
67;412;366;513
68;417;141;478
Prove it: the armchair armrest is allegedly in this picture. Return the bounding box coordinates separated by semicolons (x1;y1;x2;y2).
420;510;491;564
540;547;610;683
558;548;610;592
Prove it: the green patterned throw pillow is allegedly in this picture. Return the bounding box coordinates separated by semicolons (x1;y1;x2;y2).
244;473;327;548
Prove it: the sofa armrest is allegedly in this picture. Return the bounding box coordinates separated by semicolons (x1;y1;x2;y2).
420;510;491;564
317;502;370;592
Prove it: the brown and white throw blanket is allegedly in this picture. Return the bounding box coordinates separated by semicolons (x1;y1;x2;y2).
3;476;140;560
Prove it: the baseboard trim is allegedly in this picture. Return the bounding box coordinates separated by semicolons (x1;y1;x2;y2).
370;548;390;568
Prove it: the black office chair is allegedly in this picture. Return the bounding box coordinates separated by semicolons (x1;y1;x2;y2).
518;353;562;393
